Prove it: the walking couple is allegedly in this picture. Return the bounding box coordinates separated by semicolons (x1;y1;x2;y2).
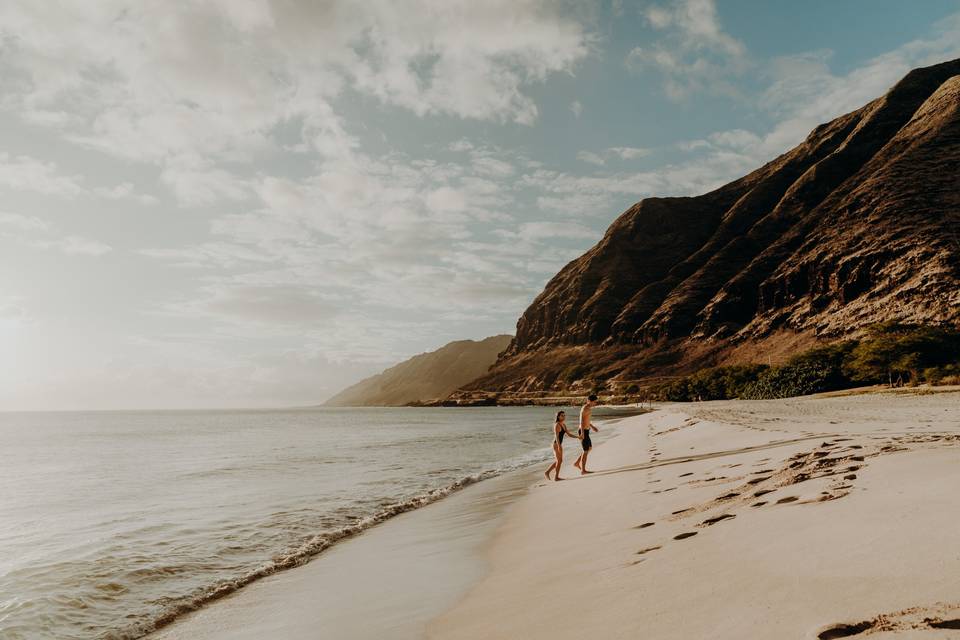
545;394;599;481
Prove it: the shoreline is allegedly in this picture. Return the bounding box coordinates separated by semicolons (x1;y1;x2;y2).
430;391;960;639
147;466;541;640
143;411;624;640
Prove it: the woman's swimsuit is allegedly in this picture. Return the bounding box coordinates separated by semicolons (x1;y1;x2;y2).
555;424;564;445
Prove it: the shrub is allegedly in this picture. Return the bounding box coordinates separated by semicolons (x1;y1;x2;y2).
741;360;843;400
651;364;768;401
843;323;960;385
648;324;960;401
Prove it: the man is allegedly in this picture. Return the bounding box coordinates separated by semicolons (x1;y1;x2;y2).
573;394;599;474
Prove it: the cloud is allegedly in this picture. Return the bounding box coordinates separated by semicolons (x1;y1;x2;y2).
570;100;584;117
183;285;339;326
0;152;156;203
577;150;607;165
627;0;747;100
0;153;83;197
160;155;250;207
0;212;50;232
30;235;112;256
0;0;592;208
578;146;651;164
0;210;112;256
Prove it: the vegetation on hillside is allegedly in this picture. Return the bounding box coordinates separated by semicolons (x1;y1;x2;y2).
651;323;960;402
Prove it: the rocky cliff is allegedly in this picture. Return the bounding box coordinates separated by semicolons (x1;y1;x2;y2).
462;59;960;397
324;335;512;406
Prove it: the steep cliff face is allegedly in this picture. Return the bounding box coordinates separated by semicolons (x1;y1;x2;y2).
469;59;960;395
324;335;511;406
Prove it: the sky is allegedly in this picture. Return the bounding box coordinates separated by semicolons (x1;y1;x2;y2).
2;0;960;410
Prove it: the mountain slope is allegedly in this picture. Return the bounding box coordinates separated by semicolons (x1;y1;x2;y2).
325;335;512;406
462;59;960;397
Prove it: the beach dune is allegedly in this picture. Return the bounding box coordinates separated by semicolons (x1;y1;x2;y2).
431;391;960;639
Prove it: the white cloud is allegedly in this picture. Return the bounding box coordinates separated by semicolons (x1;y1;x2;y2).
570;100;584;117
30;235;112;256
608;146;650;159
160;155;250;207
578;146;651;165
628;0;747;100
0;152;156;203
0;153;84;197
0;0;592;209
0;212;51;232
577;150;607;165
0;210;112;256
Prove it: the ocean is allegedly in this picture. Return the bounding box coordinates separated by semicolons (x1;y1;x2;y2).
0;406;616;639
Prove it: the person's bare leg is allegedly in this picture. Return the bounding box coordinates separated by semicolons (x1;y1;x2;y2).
573;453;582;470
554;452;563;481
580;449;593;474
545;461;555;480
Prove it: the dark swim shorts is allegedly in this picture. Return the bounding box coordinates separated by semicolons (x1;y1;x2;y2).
581;431;592;451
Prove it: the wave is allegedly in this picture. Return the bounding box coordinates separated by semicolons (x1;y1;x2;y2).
107;446;553;640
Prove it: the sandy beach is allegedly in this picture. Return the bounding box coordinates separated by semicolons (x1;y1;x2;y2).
432;390;960;639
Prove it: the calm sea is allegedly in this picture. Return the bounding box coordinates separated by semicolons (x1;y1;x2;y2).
0;406;610;640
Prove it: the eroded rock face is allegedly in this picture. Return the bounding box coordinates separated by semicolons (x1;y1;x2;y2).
474;59;960;393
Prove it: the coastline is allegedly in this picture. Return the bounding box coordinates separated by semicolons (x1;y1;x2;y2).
147;465;541;640
430;390;960;639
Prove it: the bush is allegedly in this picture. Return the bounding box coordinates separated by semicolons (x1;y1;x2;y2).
925;364;960;385
651;364;768;401
648;323;960;401
741;360;844;399
843;323;960;385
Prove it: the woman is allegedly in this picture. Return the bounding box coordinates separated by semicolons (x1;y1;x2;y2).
545;410;578;481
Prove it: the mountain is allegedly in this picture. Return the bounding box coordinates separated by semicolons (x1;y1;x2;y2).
460;59;960;398
324;335;512;406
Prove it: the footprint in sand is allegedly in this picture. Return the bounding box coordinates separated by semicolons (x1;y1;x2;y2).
754;489;775;497
673;532;698;540
700;514;735;526
636;546;661;555
776;496;799;504
678;472;694;477
635;522;655;529
747;476;771;485
672;508;692;515
818;610;960;638
751;501;767;507
717;492;740;500
930;619;960;629
817;621;874;638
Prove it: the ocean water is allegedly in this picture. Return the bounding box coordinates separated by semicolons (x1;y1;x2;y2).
0;406;607;640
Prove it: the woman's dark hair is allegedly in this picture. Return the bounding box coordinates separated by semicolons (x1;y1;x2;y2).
555;410;565;421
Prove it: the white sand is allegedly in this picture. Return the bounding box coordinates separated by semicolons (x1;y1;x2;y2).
430;391;960;639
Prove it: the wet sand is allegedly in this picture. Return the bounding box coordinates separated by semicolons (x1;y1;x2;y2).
148;467;538;640
431;390;960;639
